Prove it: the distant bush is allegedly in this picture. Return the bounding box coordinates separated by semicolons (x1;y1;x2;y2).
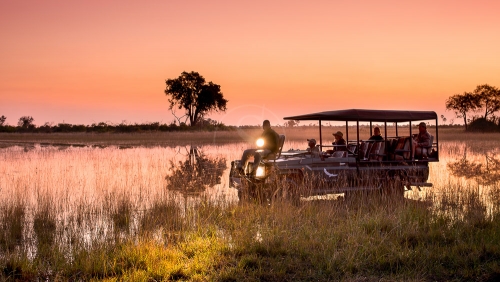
0;120;236;133
0;125;17;133
467;118;499;132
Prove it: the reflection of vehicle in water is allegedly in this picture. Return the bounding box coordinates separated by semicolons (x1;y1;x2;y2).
229;109;439;203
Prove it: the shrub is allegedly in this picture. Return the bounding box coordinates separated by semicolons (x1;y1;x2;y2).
467;118;499;132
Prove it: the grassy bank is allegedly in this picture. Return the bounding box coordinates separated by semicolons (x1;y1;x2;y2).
2;189;500;281
1;128;500;280
0;125;491;148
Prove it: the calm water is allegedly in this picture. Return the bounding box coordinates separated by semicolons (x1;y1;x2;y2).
1;140;499;209
1;140;499;257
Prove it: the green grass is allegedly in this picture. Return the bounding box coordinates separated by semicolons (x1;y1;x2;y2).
2;193;500;281
1;129;500;280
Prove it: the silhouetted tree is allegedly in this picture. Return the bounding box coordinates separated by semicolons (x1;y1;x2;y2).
166;147;226;195
448;148;500;186
445;92;480;130
166;147;226;213
165;71;228;126
473;84;500;120
17;116;35;129
440;114;447;125
0;115;6;126
285;120;300;127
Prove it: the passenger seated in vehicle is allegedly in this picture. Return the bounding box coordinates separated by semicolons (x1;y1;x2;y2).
326;131;347;154
413;122;432;159
369;127;384;141
306;139;320;156
332;131;347;152
237;120;280;174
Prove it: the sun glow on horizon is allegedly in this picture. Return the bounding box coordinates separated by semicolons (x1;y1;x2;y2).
1;0;499;126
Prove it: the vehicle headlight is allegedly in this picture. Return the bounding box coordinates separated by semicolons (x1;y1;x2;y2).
255;165;266;178
256;138;264;147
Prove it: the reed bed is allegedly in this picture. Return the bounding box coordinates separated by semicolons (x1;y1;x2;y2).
0;132;500;280
0;125;485;148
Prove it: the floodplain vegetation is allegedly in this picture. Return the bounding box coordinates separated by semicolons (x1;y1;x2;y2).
0;124;475;148
0;128;500;281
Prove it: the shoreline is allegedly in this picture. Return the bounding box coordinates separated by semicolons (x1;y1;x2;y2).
0;126;496;148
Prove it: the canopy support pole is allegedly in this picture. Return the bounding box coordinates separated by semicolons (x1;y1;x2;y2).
319;120;322;151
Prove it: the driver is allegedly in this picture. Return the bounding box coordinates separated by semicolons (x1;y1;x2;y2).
237;120;280;175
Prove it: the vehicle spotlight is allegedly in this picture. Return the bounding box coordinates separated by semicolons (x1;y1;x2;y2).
255;165;266;178
256;138;264;147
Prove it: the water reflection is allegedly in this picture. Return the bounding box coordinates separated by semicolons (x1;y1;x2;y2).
1;140;499;264
165;146;227;195
447;147;500;186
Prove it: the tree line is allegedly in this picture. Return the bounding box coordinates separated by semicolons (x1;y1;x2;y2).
0;71;231;133
0;116;233;133
446;84;500;131
4;71;499;133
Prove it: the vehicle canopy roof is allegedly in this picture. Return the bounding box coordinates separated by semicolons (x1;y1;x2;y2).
283;109;437;123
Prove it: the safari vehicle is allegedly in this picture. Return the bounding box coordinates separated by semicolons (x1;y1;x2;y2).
229;109;439;202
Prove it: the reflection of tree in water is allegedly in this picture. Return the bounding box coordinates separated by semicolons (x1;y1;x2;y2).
447;147;500;186
166;147;226;195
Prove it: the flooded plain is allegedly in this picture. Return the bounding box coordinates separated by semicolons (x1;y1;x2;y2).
1;139;499;207
1;138;499;258
0;134;500;280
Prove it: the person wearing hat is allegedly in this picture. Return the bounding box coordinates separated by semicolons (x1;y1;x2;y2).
306;138;320;156
332;131;347;152
413;122;432;158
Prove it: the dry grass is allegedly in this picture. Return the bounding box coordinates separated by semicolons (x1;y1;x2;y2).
2;125;492;148
1;131;500;280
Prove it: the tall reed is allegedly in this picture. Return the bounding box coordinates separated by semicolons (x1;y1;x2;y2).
0;135;499;280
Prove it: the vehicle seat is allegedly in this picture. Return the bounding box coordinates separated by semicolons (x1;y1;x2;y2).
394;137;412;160
358;141;373;160
390;138;399;152
418;135;434;159
347;143;357;155
368;141;385;161
331;151;347;158
263;134;285;161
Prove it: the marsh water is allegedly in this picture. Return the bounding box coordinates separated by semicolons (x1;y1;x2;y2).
1;139;499;258
2;140;499;207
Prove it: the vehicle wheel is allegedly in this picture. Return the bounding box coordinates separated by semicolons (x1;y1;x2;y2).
237;189;245;203
238;179;263;204
381;176;405;200
343;190;358;202
270;172;302;205
282;177;301;205
343;175;380;202
344;189;380;202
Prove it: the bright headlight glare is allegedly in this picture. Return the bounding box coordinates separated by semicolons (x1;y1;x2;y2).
255;166;266;177
256;138;264;147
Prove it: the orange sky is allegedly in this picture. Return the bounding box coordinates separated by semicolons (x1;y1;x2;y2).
1;0;499;126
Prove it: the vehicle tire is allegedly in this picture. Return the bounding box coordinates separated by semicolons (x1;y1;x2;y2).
344;189;381;202
238;179;263;204
270;171;302;205
381;174;405;200
343;174;380;202
282;177;301;205
343;190;359;202
237;186;251;204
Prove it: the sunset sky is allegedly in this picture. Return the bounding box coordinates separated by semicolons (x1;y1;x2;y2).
1;0;499;126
